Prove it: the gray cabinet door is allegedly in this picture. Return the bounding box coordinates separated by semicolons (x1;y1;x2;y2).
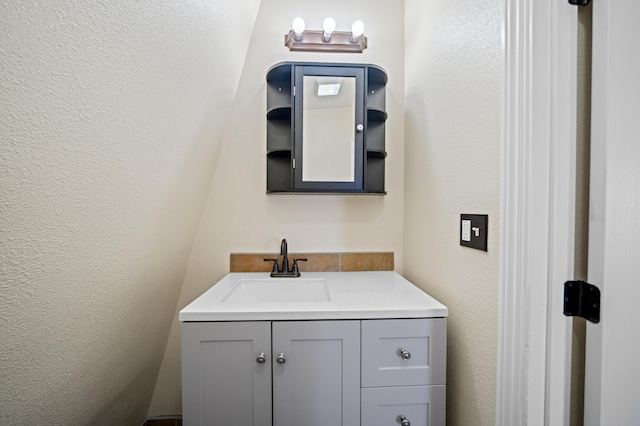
181;322;272;426
272;320;360;426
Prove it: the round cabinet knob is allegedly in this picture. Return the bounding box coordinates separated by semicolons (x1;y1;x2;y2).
276;353;286;364
256;353;266;364
400;348;411;361
399;415;411;426
356;123;364;132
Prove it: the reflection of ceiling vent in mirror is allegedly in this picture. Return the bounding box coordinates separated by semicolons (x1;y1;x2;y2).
317;83;341;96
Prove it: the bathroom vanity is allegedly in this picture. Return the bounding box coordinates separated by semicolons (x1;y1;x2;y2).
180;271;447;426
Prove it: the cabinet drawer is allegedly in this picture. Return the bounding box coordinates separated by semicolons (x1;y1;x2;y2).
361;385;446;426
361;318;446;387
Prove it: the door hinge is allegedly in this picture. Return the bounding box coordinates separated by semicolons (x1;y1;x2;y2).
568;0;591;6
292;158;296;168
563;280;601;323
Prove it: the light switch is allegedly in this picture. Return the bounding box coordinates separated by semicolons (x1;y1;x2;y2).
460;214;488;251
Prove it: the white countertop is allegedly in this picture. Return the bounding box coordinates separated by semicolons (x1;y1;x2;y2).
179;271;448;321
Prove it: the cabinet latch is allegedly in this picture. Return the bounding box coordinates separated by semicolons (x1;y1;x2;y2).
563;280;600;323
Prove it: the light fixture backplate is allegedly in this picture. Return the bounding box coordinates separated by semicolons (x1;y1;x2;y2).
284;30;367;53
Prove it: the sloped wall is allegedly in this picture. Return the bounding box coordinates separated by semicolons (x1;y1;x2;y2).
403;0;501;425
149;0;406;414
0;0;260;424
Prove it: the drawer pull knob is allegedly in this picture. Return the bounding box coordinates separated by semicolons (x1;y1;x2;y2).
256;353;266;364
399;415;411;426
276;353;286;364
400;348;412;361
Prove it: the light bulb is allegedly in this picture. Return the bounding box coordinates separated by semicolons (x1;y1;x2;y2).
292;17;305;38
323;17;336;34
351;20;364;38
322;17;336;42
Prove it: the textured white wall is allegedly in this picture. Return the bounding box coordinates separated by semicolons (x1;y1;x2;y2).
0;0;260;424
403;0;501;425
149;0;406;414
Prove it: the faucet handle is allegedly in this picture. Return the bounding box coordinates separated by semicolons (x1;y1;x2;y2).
291;258;308;277
263;258;280;274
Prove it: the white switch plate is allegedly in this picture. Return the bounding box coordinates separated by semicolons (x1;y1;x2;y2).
461;220;471;242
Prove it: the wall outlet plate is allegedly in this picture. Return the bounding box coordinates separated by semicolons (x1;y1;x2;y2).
460;214;488;251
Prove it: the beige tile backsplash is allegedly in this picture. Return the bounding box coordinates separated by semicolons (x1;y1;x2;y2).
230;252;394;273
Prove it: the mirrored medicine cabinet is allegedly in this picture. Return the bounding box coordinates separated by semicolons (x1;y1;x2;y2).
266;62;387;194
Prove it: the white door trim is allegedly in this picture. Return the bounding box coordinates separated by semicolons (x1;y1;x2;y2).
497;1;577;424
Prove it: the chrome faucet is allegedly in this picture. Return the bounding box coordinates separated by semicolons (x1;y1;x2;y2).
264;238;307;277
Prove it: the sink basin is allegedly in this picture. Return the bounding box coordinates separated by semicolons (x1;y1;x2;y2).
221;278;331;303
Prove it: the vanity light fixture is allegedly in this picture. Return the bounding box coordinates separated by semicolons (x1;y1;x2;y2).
285;17;368;53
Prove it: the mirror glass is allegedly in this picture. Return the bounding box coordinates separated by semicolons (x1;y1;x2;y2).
302;76;356;182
